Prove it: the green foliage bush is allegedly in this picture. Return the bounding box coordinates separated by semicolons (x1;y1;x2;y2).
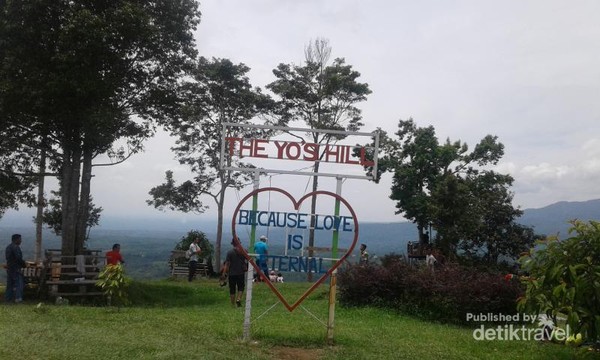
173;230;215;274
379;252;406;268
338;260;523;324
518;220;600;346
174;230;213;256
96;264;131;307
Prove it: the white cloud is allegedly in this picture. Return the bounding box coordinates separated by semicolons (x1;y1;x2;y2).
93;1;600;220
582;138;600;157
520;163;570;182
5;0;600;224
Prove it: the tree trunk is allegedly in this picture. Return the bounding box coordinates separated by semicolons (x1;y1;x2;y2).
307;161;320;281
215;186;226;274
61;144;81;258
417;224;426;248
75;147;93;254
418;223;432;257
435;229;455;258
34;148;46;263
487;242;499;265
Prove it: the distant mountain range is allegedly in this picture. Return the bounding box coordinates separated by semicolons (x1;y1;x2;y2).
517;198;600;237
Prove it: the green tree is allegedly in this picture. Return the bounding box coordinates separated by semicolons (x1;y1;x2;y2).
372;119;534;261
451;171;538;263
0;123;55;260
0;124;44;217
267;38;371;277
148;57;272;272
0;172;36;218
174;230;215;273
41;190;103;241
388;121;441;246
0;0;201;257
518;220;600;346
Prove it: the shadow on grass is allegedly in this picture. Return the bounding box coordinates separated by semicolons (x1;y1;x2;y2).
0;279;226;308
128;279;223;308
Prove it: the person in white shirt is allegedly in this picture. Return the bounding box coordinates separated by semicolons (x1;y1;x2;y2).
359;244;369;264
426;248;437;271
188;237;202;282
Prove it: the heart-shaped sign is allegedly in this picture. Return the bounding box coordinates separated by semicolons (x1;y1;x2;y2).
231;187;359;312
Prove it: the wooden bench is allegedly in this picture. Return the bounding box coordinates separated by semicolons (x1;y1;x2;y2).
2;262;44;295
168;249;210;279
170;263;209;278
42;249;105;298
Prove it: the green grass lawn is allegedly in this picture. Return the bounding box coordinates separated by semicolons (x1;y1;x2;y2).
0;279;576;360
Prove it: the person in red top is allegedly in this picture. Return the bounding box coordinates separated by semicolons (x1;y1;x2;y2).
106;243;125;265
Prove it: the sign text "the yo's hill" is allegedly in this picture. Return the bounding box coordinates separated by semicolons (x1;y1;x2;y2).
225;137;374;167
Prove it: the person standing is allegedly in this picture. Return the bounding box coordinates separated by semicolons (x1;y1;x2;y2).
253;235;269;280
188;237;202;282
426;248;437;271
105;243;125;265
5;234;26;303
222;238;248;307
359;243;369;264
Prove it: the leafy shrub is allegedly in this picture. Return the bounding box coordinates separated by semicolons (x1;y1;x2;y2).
96;264;131;307
173;230;215;274
379;252;405;268
518;220;600;346
338;260;523;324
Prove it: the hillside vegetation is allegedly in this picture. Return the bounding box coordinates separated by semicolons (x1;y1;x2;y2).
1;199;599;282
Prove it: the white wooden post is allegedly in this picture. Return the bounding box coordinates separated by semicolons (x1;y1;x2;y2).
243;169;260;341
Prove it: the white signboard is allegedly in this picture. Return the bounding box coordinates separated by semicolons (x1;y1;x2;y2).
220;123;379;180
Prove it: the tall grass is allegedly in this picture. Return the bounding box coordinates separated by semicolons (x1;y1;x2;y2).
0;279;575;359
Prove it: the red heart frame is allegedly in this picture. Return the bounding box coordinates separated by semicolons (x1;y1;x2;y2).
231;187;359;312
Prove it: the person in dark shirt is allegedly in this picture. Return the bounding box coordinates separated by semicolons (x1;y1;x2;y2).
5;234;26;303
222;237;248;307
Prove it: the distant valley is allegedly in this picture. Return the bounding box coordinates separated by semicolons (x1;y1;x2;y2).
1;199;598;280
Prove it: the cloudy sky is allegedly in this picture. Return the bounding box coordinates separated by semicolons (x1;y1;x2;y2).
6;0;600;225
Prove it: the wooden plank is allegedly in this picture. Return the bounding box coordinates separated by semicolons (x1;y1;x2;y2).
170;265;209;277
51;292;104;297
58;273;100;277
46;280;99;285
49;264;102;269
304;246;348;253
